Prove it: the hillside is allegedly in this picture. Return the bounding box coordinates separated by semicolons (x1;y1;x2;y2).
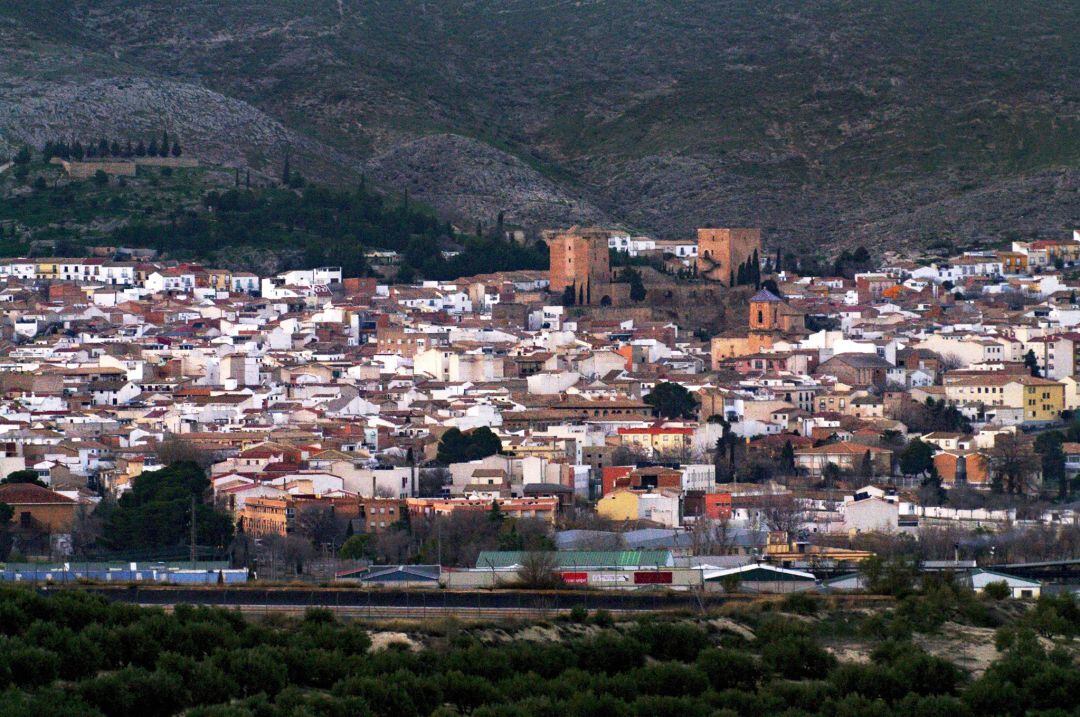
1;1;1077;256
0;156;547;278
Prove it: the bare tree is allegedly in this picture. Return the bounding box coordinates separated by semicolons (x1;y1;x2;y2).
758;494;806;537
611;445;649;466
517;550;560;588
69;504;102;559
373;529;412;564
989;433;1040;495
938;353;965;372
155;434;213;468
419;467;450;497
293;505;345;549
689;517;735;555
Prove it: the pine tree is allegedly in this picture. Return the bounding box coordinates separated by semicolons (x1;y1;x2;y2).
72;141;85;160
125;140;134;157
171;141;182;157
780;440;795;473
245;170;250;189
148;138;158;156
396;503;412;533
1024;349;1041;377
98;138;109;156
160;129;170;157
736;262;747;286
861;450;874;478
135;140;146;157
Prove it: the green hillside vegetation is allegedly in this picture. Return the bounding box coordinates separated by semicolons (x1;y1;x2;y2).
0;152;547;280
0;585;1073;716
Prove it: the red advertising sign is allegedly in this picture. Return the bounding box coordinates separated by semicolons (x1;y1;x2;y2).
561;571;588;584
633;571;673;585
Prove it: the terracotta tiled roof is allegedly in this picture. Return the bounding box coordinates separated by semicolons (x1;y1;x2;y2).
0;482;75;504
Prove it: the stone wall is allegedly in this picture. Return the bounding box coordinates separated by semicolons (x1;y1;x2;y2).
57;159;136;178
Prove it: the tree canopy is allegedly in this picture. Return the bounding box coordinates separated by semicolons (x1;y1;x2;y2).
99;462;234;553
644;381;699;419
435;427;502;465
899;438;936;476
3;470;46;488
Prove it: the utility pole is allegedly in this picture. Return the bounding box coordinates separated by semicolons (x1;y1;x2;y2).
190;495;197;568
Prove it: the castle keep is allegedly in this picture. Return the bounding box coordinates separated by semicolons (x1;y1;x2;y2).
696;228;762;285
547;227;613;306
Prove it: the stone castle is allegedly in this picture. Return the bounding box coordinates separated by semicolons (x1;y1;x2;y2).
696;228;761;285
547;227;614;306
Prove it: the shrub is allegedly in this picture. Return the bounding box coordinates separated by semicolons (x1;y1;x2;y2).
214;647;288;697
6;645;60;688
761;636;836;680
575;633;646;675
78;667;186;717
629;695;711;717
781;591;820;615
633;662;708;697
628;620;708;662
697;648;763;691
981;581;1010;601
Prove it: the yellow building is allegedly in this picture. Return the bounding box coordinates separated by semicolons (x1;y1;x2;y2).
597;489;641;522
997;251;1028;274
943;374;1064;422
206;269;233;291
616;426;693;456
35;260;59;279
710;333;775;365
596;488;682;527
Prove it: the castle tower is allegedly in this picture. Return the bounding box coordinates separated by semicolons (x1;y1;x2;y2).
547;227;612;305
749;288;783;331
696;228;762;285
749;287;805;335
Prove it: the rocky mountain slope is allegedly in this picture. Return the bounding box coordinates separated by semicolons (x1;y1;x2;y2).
1;1;1076;254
